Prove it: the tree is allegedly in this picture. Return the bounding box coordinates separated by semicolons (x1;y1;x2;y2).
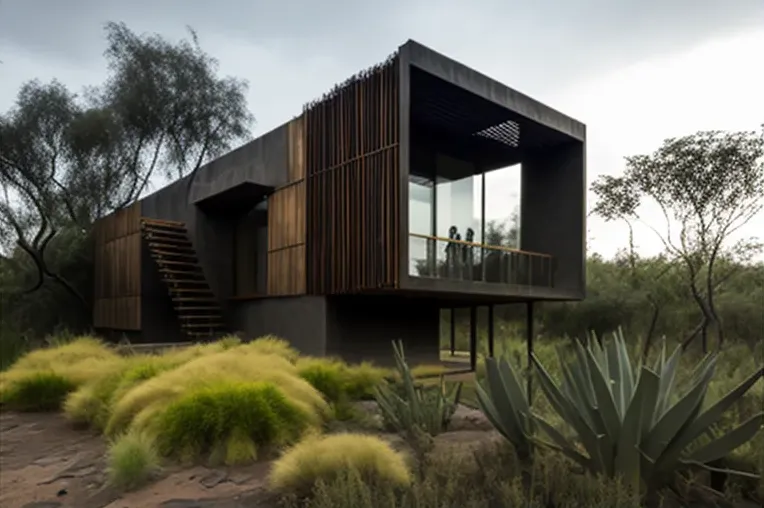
591;128;764;352
0;22;253;318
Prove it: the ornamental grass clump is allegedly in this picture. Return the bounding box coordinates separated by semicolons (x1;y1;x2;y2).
106;347;329;437
269;433;411;495
155;381;311;465
0;336;121;411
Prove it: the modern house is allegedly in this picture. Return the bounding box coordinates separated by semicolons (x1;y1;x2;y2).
92;40;586;366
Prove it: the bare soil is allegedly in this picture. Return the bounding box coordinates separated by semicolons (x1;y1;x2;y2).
0;405;494;508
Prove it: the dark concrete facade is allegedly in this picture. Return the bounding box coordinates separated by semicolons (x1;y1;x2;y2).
109;39;585;362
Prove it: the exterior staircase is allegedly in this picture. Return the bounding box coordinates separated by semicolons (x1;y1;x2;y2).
140;218;227;339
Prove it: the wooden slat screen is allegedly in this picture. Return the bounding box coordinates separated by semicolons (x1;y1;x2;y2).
304;54;400;294
92;201;142;330
267;117;307;296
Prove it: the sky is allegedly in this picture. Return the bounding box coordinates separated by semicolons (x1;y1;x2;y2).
1;0;763;260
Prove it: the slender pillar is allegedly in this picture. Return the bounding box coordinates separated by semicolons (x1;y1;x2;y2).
526;301;535;402
470;305;478;371
449;308;456;356
488;304;495;357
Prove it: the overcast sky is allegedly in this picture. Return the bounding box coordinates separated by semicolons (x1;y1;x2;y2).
1;0;763;259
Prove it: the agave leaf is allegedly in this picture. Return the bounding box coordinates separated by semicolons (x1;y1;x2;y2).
605;336;624;418
615;331;635;409
584;347;622;439
614;366;659;491
686;413;764;464
533;353;608;473
643;355;717;461
655;366;764;475
476;380;530;453
534;415;594;470
653;344;683;422
484;358;527;437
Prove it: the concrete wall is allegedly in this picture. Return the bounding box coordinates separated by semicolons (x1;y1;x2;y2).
229;296;328;357
325;295;440;366
138;124;290;341
520;141;586;298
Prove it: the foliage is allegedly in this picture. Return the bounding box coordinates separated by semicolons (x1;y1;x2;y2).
0;371;77;411
591;128;764;351
269;433;411;495
155;381;310;465
475;356;535;460
285;441;642;508
105;347;328;436
0;336;121;410
106;428;161;490
531;330;763;495
242;335;300;363
374;341;462;437
0;21;252;329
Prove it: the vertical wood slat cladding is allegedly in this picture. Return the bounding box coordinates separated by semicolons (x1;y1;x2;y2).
267;117;307;296
304;55;400;295
92;201;142;330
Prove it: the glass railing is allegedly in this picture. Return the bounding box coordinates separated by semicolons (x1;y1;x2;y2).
408;233;554;288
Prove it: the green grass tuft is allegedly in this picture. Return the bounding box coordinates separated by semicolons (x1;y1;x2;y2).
154;381;311;464
269;433;411;495
107;428;161;490
0;371;78;411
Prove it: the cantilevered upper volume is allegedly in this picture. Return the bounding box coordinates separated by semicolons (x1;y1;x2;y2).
91;39;586;363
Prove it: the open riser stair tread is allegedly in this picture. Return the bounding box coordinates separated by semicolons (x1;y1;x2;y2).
141;217;227;339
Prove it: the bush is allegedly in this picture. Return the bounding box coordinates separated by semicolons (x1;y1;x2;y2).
63;354;181;430
0;336;122;411
106;348;329;436
269;433;411;495
242;335;300;363
155;381;311;464
0;371;77;411
297;358;389;403
107;428;161;490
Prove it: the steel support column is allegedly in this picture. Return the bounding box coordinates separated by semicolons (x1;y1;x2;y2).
526;301;535;402
470;306;478;371
488;304;494;357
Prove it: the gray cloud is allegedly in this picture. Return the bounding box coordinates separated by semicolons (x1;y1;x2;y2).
1;0;762;93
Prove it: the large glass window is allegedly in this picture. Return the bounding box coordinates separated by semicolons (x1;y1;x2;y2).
408;148;435;276
435;154;482;280
483;164;521;248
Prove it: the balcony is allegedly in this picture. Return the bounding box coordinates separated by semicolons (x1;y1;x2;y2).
409;233;554;289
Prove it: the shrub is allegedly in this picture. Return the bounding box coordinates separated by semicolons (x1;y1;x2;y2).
269;433;411;495
155;381;311;464
106;348;328;436
242;335;300;363
64;354;180;429
0;336;123;411
107;428;161;490
0;371;77;411
297;358;348;403
342;362;390;400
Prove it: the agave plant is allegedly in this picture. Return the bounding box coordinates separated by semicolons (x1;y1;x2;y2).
374;340;462;436
532;329;763;495
475;356;535;460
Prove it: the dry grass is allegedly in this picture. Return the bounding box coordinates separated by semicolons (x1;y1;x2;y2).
269;433;411;494
107;428;161;490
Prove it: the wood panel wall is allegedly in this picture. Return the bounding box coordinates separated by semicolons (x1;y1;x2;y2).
93;201;142;330
267;117;307;295
304;54;400;294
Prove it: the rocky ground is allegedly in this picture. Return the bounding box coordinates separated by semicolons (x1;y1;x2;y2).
0;404;494;508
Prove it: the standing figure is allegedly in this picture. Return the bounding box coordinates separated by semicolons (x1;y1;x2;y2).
463;227;475;280
445;225;460;278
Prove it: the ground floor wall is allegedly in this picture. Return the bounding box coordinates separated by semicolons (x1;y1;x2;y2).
228;294;440;365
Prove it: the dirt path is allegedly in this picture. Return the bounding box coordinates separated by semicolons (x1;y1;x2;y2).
0;406;494;508
0;412;274;508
